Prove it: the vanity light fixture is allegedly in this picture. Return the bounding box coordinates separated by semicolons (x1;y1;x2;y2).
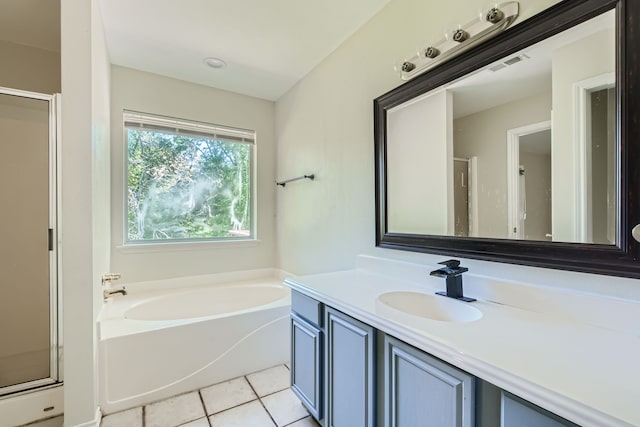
486;7;505;23
425;46;440;58
203;57;227;69
452;29;470;43
398;1;519;81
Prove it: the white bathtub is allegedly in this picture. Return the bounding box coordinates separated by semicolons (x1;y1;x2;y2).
98;273;291;414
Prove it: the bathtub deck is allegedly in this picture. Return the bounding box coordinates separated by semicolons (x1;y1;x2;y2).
100;364;319;427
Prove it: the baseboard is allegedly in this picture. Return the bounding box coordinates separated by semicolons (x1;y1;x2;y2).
0;385;63;427
72;407;102;427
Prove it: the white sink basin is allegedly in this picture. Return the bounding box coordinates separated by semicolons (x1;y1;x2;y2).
376;291;482;323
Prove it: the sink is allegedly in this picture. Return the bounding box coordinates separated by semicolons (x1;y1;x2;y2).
376;291;482;323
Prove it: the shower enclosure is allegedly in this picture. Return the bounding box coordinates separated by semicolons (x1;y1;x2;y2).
0;87;61;397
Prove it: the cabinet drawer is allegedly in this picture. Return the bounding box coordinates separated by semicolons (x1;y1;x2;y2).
291;290;323;326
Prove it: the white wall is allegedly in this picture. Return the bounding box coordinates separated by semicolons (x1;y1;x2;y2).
274;0;640;301
454;91;552;238
91;0;112;417
109;66;276;283
0;41;60;94
275;0;562;275
551;29;615;242
61;0;110;424
387;90;453;235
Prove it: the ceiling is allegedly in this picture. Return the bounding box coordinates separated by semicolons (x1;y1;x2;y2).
98;0;389;101
449;9;614;119
0;0;60;52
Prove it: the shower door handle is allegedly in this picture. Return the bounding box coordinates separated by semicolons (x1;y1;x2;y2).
48;228;54;251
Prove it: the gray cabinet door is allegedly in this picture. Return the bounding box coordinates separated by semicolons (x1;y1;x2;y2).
291;313;323;420
501;392;580;427
325;307;376;427
383;335;474;427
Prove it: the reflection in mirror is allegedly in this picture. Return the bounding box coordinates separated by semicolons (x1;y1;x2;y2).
386;9;616;244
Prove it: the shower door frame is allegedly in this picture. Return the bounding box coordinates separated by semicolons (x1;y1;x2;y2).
0;87;62;396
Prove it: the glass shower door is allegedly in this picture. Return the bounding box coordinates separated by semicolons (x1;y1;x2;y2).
0;88;59;395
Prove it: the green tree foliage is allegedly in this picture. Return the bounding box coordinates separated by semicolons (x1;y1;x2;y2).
127;128;251;241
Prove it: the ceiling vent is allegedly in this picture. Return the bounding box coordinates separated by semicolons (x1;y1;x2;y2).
489;54;530;72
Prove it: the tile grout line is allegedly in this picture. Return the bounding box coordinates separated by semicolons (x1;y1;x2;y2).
203;376;261;418
245;375;279;427
106;364;302;427
282;415;313;427
197;390;213;427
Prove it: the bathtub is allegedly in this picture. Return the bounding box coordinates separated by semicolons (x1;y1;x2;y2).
98;272;291;414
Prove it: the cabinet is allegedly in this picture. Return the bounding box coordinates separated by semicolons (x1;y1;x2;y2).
477;380;579;427
290;291;323;420
383;335;474;427
290;290;581;427
501;392;579;427
325;307;375;427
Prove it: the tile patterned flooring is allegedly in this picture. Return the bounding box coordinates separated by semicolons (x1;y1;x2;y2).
20;416;63;427
100;364;319;427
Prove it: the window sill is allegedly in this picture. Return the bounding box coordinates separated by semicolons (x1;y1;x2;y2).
116;239;261;254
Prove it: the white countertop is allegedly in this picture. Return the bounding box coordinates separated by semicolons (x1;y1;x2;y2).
284;257;640;427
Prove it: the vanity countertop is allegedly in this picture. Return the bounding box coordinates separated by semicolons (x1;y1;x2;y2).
284;257;640;427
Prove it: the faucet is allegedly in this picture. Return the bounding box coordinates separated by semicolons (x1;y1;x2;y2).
429;259;476;302
103;287;127;300
101;272;126;300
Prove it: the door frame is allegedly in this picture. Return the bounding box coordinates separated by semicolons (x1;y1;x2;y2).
506;120;551;239
0;86;61;396
573;73;615;242
453;157;478;237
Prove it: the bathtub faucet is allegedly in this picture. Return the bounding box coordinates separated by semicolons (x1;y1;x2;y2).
102;272;125;300
104;287;127;300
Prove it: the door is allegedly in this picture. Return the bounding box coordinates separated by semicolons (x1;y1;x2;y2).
291;314;323;419
507;121;552;241
383;334;474;427
325;307;375;427
0;88;59;395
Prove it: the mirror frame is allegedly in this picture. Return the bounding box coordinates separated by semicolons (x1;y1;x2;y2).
374;0;640;278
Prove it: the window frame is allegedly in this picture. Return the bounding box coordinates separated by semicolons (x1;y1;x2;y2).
122;110;257;246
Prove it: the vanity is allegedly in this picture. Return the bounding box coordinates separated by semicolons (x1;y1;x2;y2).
286;256;640;427
287;0;640;425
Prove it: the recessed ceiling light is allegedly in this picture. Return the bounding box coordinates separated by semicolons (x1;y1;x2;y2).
203;57;226;69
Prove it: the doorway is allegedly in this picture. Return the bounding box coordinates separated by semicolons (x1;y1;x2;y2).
574;73;616;244
453;158;469;236
453;157;478;237
507;121;552;241
0;88;60;396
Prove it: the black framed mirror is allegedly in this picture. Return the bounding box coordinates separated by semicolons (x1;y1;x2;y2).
374;0;640;278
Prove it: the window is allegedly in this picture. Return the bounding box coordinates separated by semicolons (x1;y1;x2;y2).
124;111;255;244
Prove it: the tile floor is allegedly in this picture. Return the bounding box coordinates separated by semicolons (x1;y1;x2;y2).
100;364;319;427
20;416;63;427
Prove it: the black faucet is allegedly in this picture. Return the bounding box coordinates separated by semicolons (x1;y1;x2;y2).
430;259;476;302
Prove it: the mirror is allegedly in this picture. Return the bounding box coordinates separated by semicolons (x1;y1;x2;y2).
387;10;615;243
375;0;640;278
